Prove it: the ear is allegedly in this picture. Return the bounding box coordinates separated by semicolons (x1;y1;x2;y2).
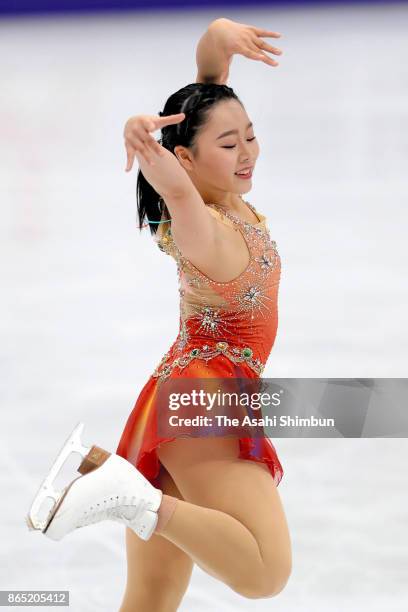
174;145;194;171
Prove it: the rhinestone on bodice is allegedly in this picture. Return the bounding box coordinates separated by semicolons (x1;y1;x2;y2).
153;199;281;382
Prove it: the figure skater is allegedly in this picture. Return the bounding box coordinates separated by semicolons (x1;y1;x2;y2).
26;17;291;610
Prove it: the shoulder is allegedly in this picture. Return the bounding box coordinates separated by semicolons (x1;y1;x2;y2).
154;203;236;262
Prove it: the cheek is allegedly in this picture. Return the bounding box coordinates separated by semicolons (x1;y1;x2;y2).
204;151;235;176
216;150;237;175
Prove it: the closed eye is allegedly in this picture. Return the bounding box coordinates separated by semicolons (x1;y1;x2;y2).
222;137;257;149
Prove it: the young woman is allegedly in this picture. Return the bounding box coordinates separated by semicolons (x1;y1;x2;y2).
26;17;291;611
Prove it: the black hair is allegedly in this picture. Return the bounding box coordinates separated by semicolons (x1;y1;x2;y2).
136;82;242;237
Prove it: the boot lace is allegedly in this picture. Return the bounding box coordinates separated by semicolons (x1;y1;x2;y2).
76;495;151;528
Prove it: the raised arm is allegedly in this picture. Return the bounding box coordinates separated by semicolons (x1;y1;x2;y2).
196;18;283;85
123;113;217;258
195;19;233;85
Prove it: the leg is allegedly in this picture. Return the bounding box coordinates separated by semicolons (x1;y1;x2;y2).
156;437;292;599
119;464;194;612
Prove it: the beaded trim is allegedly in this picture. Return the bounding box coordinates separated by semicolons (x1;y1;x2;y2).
152;341;265;383
159;203;278;291
207;198;264;228
152;199;278;383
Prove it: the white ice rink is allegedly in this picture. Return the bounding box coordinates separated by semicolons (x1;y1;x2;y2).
1;2;408;610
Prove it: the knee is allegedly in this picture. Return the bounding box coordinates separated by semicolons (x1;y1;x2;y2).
232;558;292;600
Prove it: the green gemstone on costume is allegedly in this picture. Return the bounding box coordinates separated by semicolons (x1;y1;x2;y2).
151;200;280;384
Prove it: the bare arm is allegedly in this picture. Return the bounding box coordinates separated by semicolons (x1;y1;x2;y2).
196;17;283;85
195;19;233;84
128;116;216;257
136;146;217;262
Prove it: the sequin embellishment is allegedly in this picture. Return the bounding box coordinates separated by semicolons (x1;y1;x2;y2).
153;199;280;382
152;340;265;382
195;306;230;336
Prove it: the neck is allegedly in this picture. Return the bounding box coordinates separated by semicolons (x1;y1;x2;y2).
204;194;245;212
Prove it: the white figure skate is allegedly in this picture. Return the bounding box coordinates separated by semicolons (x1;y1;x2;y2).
25;422;163;542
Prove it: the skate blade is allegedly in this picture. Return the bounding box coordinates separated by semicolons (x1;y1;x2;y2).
26;422;91;532
42;445;111;537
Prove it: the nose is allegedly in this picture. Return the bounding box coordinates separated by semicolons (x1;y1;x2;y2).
239;141;252;162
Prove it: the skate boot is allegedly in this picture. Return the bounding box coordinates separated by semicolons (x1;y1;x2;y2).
25;422;163;542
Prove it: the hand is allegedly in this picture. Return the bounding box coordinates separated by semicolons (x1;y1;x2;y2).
124;112;186;171
209;17;283;67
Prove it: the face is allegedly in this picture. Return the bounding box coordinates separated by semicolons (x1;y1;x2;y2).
174;99;260;204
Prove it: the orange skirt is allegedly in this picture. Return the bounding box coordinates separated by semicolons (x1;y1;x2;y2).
116;351;284;489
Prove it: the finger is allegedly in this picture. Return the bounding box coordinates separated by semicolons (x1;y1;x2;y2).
132;126;151;144
129;127;156;154
145;133;165;157
156;112;185;127
251;28;283;38
130;138;155;166
125;145;135;172
242;48;266;62
142;119;157;133
141;144;155;165
248;44;279;66
256;40;283;55
140;127;163;155
150;137;165;156
152;137;166;156
259;52;279;66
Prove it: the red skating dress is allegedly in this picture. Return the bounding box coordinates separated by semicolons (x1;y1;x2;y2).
116;199;284;488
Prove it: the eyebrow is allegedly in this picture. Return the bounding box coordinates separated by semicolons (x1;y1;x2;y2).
216;122;253;140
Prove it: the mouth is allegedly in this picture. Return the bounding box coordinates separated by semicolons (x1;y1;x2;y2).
234;167;253;180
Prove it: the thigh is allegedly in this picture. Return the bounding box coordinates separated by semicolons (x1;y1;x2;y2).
157;437;292;584
123;463;194;601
